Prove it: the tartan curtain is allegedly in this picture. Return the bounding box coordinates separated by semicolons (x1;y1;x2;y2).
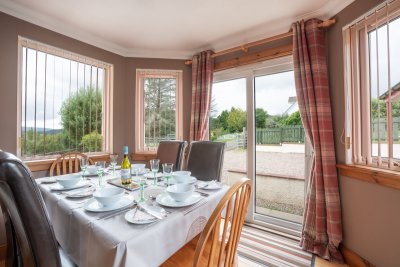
190;50;214;142
292;19;343;262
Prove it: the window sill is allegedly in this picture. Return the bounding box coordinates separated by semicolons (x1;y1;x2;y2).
25;153;110;172
337;164;400;190
131;152;157;162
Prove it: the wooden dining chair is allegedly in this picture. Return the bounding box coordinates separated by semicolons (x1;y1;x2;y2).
49;152;94;176
161;178;252;267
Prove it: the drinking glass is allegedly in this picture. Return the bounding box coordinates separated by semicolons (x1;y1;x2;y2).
162;163;174;187
150;159;160;185
95;161;106;187
80;158;88;179
131;164;145;183
138;175;147;203
109;154;118;177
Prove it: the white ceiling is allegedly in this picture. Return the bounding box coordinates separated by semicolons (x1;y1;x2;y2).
0;0;354;59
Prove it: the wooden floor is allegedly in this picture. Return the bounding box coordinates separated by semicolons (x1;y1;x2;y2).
315;257;349;267
238;256;349;267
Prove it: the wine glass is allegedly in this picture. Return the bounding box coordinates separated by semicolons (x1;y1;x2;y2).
138;175;147;203
95;161;106;187
150;159;160;186
162;163;174;187
80;158;88;179
131;164;145;183
109;154;118;177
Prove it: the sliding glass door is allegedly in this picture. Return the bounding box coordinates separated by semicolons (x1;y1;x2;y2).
212;57;305;234
210;78;247;187
254;70;304;232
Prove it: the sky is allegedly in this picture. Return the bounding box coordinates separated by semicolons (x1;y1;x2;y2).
212;71;297;117
22;48;104;129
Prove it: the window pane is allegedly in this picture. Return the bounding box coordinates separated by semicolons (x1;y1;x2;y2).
389;17;400;159
210;78;247;187
144;78;176;150
254;71;304;223
21;47;106;158
369;25;388;158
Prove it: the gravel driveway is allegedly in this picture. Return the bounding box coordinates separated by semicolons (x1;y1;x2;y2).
221;147;305;222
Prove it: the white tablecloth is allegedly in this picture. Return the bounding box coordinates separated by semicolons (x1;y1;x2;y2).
37;175;227;267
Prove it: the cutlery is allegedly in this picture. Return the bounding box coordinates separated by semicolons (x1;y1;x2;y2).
97;204;136;220
194;191;210;197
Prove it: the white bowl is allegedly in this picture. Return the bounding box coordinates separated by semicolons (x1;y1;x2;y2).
131;164;146;174
86;165;97;175
93;187;124;207
86;165;97;174
172;171;192;183
56;174;81;188
166;184;194;202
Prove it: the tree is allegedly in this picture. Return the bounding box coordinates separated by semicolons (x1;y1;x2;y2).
59;86;102;151
144;78;176;141
282;111;302;126
226;107;246;133
255;108;267;128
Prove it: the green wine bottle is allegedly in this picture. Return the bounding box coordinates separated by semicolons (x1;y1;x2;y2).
121;146;131;185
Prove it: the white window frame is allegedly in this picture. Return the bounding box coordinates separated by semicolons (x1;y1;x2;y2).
16;36;114;159
213;56;305;236
343;0;400;170
135;69;183;153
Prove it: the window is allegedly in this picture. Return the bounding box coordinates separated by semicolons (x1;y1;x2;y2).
17;37;113;160
135;69;183;152
344;0;400;170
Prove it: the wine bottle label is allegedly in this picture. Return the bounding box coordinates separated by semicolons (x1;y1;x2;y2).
121;169;130;179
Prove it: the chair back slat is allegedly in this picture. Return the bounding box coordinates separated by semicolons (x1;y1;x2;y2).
49;152;94;177
193;178;251;267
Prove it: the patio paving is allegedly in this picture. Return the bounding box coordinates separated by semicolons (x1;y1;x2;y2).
221;145;305;223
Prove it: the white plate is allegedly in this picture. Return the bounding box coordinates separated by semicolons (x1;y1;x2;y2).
65;187;95;198
84;196;134;212
125;204;165;224
196;181;223;190
39;177;57;184
144;172;163;179
168;176;197;185
156;192;202;208
50;181;91;191
79;171;98;177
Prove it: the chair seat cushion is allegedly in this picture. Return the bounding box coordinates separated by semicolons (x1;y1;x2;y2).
59;247;77;267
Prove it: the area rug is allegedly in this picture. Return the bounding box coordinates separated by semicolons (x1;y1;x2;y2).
238;225;314;267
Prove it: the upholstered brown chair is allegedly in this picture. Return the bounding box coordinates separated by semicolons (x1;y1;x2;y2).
161;178;252;267
156;141;187;171
186;141;225;181
49;152;94;177
0;151;76;267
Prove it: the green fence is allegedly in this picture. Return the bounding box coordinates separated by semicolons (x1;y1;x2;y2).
256;126;304;145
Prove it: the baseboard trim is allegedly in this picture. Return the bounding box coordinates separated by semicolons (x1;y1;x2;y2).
341;245;375;267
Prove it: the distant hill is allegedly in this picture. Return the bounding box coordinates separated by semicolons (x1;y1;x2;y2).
21;127;62;135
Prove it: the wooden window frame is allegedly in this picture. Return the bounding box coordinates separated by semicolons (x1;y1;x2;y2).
16;37;114;162
343;0;400;172
134;69;183;153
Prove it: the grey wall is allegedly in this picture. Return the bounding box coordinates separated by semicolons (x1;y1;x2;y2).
0;11;192;159
0;11;192;246
328;1;400;266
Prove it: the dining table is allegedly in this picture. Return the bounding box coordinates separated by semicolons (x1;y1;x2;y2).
36;171;228;267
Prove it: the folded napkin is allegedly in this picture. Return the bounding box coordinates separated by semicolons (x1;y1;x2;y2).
64;187;95;197
135;209;157;221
